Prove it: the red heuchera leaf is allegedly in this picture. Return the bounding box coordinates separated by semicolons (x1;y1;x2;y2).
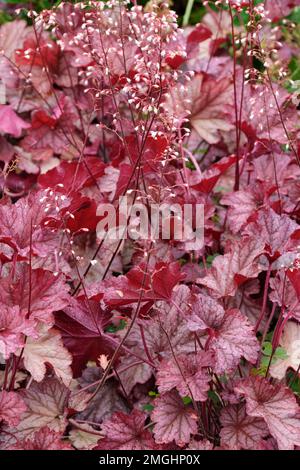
0;304;36;358
209;308;260;374
235;376;300;450
187;293;225;331
55;297;115;376
0;104;30;137
191;154;236;194
63;196;101;233
15;33;60;71
122;285;195;362
287;268;300;301
199;238;265;297
265;0;299;22
245;208;299;258
9;426;73;450
0;190;68;258
240;81;298;144
115;352;153;395
186;24;212;56
0;19;27;59
165;73;233;144
114;162;134;198
96;410;156;450
22;95;77;154
38;158;105;194
221;190;257;234
0;391;27;427
125;135;169;173
269;271;300;321
92;261;185;307
188;439;214;450
152;390;198;446
23;326;73;386
0;264;70;325
115;285;194;394
150;261;186;300
187;295;259;373
12;378;70;439
76;368;128;424
220;404;268;450
157;351;214;402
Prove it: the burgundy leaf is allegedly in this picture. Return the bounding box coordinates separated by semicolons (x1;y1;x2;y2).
38;158;105;194
55;297;115;376
287;268;300;301
15;378;70;438
0;104;30;137
0;264;70;325
191;154;236;194
96;410;157;450
91;261;185;307
0;0;299;451
245;208;299;258
77;367;128;424
199;238;265;297
115;352;153;395
152;390;198;446
186;24;212;55
0;391;27;427
0;190;68;258
221;190;257;234
0;304;36;358
187;295;259;373
157;351;214;402
9;427;73;450
220;404;268;450
235;376;300;450
188;439;214;450
165;73;233;144
123;285;195;363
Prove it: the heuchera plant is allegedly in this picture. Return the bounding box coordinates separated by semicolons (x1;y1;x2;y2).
0;0;300;450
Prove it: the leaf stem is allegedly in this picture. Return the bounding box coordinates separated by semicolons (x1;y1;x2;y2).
183;0;195;27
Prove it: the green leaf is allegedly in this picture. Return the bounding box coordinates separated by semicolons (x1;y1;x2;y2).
274;346;288;360
188;2;206;26
288;7;300;24
251;366;267;376
262;341;273;357
142;403;154;412
253;56;265;73
214;186;227;193
186;160;196;171
260;355;271;368
105;319;127;333
206;254;219;267
182;396;192;405
0;11;12;24
207;390;221;406
288;58;300;81
288;373;300;397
